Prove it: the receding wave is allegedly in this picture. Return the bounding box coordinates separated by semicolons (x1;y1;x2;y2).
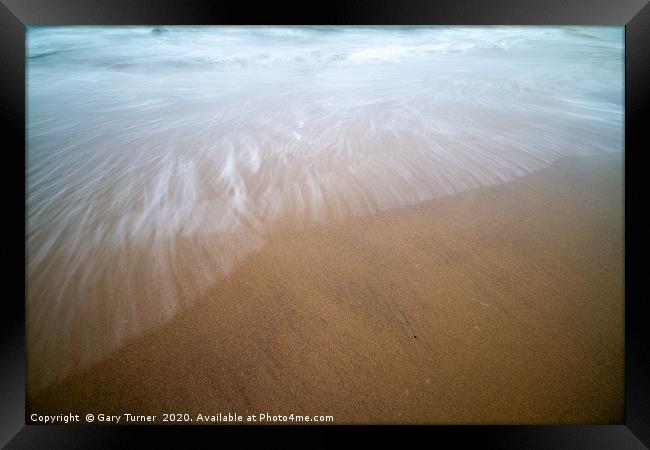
26;26;624;392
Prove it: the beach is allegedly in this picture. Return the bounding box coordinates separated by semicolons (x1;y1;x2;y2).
26;26;625;425
28;151;624;424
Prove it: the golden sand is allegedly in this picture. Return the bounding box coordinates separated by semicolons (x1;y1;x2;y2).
28;152;623;424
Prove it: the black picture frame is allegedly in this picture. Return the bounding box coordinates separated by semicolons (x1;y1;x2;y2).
2;1;648;447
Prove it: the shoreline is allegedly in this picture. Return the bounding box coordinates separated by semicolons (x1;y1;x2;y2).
28;151;624;424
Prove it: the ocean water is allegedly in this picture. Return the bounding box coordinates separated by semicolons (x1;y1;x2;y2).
26;26;624;391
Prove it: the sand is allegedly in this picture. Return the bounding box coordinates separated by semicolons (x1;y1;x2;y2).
27;151;624;424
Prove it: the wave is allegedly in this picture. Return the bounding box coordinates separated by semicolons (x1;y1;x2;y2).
26;26;624;392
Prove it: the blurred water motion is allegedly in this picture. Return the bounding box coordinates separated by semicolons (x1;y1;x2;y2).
27;26;623;391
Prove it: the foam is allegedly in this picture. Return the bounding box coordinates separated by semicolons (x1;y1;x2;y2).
26;26;624;391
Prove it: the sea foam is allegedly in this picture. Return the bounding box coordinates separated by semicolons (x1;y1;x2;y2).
27;26;624;391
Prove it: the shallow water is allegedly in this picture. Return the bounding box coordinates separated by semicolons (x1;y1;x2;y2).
27;26;624;391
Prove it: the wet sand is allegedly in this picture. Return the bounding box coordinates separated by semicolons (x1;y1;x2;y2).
27;152;623;424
